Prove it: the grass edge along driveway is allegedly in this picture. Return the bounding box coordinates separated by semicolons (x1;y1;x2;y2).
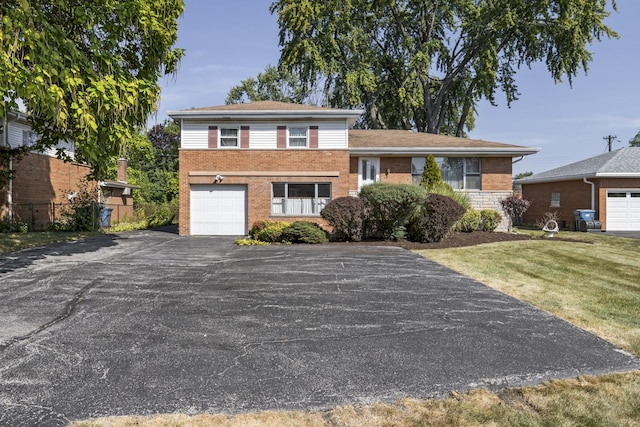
69;230;640;426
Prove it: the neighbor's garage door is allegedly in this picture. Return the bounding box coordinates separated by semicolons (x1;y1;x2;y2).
606;190;640;231
190;185;247;235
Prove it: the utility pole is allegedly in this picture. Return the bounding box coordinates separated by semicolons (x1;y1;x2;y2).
603;135;617;152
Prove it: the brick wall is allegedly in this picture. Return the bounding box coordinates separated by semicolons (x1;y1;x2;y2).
481;158;512;191
0;152;92;228
180;149;350;235
521;180;593;227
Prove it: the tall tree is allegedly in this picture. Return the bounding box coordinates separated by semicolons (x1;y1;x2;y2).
629;131;640;147
270;0;617;136
0;0;184;177
225;65;317;105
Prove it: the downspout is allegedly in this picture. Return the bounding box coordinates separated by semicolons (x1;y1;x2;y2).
583;177;595;210
2;114;12;222
512;155;524;164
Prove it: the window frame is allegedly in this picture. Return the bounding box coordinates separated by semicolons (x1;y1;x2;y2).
411;157;481;190
22;130;39;147
550;192;561;207
271;182;332;216
287;127;308;148
219;127;239;148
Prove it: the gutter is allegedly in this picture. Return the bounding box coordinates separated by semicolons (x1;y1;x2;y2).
348;147;540;156
583;177;595;210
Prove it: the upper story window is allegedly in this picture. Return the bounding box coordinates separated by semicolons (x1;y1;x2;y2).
22;130;39;147
220;128;239;148
411;157;481;190
288;127;308;148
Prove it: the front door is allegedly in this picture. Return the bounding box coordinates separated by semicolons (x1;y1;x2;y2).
359;158;380;190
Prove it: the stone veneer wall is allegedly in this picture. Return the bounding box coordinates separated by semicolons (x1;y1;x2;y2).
466;190;513;232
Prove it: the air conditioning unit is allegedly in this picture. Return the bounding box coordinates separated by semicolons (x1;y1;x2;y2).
122;187;131;196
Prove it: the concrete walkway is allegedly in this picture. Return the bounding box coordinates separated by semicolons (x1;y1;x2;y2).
1;229;638;425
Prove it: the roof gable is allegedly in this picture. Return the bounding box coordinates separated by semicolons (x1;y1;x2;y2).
517;147;640;183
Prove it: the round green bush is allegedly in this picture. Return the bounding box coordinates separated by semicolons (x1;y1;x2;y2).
281;221;328;244
480;210;502;232
455;209;481;232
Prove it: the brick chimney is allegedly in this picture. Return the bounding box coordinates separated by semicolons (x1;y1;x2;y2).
117;158;128;183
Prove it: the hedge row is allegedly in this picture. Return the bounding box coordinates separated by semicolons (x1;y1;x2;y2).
322;183;471;243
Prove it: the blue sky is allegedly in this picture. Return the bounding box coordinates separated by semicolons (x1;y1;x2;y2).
157;0;640;176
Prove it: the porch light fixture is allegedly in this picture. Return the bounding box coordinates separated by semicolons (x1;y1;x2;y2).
385;168;391;176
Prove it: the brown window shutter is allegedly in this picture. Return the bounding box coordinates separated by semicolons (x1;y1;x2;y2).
277;126;287;149
309;126;319;148
208;126;218;148
240;126;250;148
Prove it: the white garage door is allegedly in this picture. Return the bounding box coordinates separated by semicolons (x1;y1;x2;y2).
606;190;640;231
190;185;247;235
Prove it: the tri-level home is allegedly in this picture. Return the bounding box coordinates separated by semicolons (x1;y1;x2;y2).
169;101;539;236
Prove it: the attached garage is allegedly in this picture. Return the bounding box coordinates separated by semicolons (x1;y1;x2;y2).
606;190;640;231
190;185;247;235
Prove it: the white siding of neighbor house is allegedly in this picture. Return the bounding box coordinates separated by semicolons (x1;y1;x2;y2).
180;120;349;149
3;120;74;158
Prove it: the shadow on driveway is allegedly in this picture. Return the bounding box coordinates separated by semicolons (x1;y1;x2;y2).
1;230;639;425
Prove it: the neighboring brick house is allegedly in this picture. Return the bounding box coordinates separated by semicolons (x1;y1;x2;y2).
0;111;136;229
169;101;539;236
516;147;640;231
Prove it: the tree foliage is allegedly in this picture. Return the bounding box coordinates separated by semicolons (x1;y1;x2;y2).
225;65;314;104
420;155;443;191
0;0;184;176
629;131;640;147
270;0;617;136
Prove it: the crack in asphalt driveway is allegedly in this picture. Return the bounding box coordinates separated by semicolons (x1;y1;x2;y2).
0;280;97;351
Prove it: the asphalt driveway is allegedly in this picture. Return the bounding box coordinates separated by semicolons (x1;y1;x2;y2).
1;229;639;425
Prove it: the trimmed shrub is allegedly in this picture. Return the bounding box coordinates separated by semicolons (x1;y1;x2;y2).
500;195;531;232
281;221;328;244
455;209;481;232
407;194;466;243
359;183;428;240
320;196;366;241
480;210;502;232
250;220;291;243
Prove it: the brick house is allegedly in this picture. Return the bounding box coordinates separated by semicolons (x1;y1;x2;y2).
1;111;136;229
516;147;640;231
169;101;539;236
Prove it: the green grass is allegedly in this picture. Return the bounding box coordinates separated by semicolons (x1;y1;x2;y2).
419;229;640;355
0;231;102;254
18;228;640;427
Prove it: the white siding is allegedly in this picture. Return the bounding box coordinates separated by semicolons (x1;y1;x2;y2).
244;123;277;149
3;121;74;159
180;119;349;150
318;121;349;149
181;120;209;149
